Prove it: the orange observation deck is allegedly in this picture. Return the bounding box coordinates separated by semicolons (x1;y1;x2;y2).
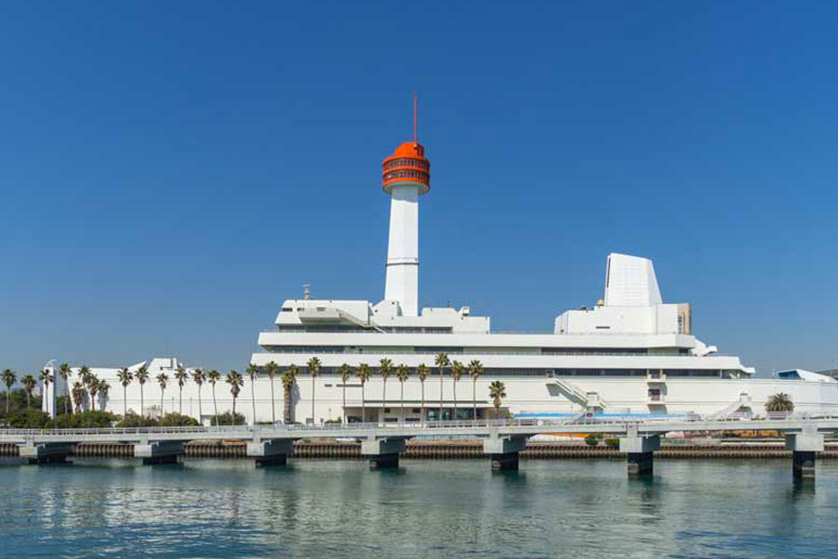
382;93;430;194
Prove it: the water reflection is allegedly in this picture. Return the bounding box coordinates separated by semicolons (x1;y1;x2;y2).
0;458;837;558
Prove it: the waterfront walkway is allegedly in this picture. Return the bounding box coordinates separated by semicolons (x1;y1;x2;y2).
2;415;835;477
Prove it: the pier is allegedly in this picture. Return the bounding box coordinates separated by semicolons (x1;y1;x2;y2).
1;416;834;479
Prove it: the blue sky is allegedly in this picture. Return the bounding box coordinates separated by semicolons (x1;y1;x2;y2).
1;1;836;376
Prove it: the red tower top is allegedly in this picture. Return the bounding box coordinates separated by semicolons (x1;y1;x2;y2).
382;93;430;194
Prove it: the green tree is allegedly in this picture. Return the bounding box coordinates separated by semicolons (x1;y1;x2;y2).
766;392;794;413
265;361;280;424
307;357;321;424
282;365;298;424
226;370;244;424
117;367;133;416
206;370;221;426
2;369;16;415
174;366;188;415
71;382;85;413
246;364;260;425
417;364;429;423
156;373;169;416
58;363;71;415
88;375;100;411
135;365;150;417
488;381;506;418
39;368;53;412
192;368;205;423
78;366;92;411
21;374;37;410
396;364;409;416
357;363;371;422
338;363;352;423
379;358;393;417
98;379;110;412
435;353;450;421
451;360;464;419
468;360;483;420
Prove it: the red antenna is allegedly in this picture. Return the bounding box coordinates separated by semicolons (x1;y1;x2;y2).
414;91;418;144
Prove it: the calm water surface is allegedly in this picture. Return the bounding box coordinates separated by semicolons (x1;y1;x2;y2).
1;457;836;558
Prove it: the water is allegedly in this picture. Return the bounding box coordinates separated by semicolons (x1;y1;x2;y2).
1;457;837;558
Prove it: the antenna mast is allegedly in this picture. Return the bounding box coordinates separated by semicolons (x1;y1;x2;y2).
414;91;418;144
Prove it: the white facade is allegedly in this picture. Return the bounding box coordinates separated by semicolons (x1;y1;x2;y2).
384;184;421;317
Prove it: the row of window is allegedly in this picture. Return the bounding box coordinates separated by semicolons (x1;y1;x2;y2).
383;158;429;170
383;169;430;182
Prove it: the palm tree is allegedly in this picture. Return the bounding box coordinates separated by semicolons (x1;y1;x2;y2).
357;363;371;422
117;367;133;416
157;373;169;416
379;358;393;417
468;360;483;420
226;370;244;424
282;365;298;424
417;364;429;423
435;352;450;421
39;368;53;412
58;363;71;415
88;375;100;411
489;381;507;419
192;368;205;423
396;364;409;418
98;379;111;411
21;374;36;410
207;370;221;426
766;392;794;413
135;365;150;417
265;362;280;424
2;369;15;414
174;366;189;415
71;382;85;413
451;360;464;420
307;357;321;424
338;363;352;422
79;366;92;410
246;364;260;425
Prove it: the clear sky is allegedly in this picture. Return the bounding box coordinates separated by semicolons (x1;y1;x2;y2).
1;1;836;376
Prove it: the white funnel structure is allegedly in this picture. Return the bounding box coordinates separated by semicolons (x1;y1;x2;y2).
604;253;662;307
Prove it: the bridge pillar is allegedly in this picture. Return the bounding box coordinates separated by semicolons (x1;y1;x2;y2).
19;442;74;465
785;426;824;480
134;441;184;465
246;438;293;467
484;436;528;471
620;435;660;476
361;438;406;470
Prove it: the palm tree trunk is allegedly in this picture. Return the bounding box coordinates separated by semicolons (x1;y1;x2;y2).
311;377;315;424
420;382;425;424
270;378;276;423
26;393;31;410
160;389;165;417
400;382;404;425
342;384;346;423
440;371;444;421
64;383;69;415
140;386;144;417
453;382;457;420
212;386;218;427
382;380;386;421
179;388;183;415
124;386;128;416
233;397;237;424
6;388;10;414
361;384;366;422
283;386;291;424
251;380;256;425
473;379;477;420
197;386;202;423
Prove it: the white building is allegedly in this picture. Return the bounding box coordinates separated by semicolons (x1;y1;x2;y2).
45;112;838;424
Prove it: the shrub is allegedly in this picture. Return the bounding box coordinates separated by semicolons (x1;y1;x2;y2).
4;409;50;429
604;438;620;449
48;411;118;429
324;418;342;424
158;413;199;427
209;412;246;426
585;433;601;447
116;412;159;428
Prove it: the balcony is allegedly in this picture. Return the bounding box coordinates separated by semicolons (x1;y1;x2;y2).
646;370;667;383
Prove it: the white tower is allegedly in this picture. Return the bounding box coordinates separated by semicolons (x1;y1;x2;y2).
381;94;430;317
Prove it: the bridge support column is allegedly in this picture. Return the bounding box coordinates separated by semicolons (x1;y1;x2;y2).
620;435;660;476
484;436;528;471
134;441;184;465
19;443;74;465
786;426;824;480
362;438;406;470
247;438;293;467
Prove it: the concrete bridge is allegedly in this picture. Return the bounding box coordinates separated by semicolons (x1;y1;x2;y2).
2;415;835;478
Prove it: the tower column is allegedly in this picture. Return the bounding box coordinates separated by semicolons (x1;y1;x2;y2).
385;185;420;316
